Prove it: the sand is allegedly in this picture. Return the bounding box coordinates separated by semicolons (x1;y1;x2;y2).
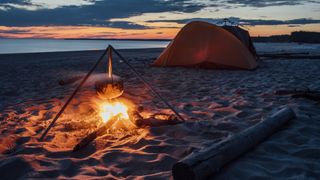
0;46;320;179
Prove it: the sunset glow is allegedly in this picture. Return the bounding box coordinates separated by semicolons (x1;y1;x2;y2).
0;0;319;39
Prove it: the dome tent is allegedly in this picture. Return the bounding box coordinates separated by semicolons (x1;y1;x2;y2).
152;21;257;70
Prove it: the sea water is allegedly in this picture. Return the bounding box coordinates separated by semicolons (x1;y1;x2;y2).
0;38;170;54
1;38;319;55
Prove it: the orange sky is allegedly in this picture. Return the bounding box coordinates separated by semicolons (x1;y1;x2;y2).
1;23;320;39
0;1;319;39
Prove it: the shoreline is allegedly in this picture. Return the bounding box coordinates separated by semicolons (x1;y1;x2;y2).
0;48;165;56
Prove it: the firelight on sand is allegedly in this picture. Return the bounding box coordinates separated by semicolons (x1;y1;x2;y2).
99;101;129;123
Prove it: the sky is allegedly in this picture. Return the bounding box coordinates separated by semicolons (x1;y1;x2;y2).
0;0;319;39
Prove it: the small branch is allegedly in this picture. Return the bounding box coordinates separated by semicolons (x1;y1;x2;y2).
73;116;117;152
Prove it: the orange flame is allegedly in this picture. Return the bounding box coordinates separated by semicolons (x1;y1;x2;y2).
99;101;129;123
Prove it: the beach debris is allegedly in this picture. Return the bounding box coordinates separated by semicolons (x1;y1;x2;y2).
276;89;320;102
259;52;320;59
172;106;295;180
275;89;320;95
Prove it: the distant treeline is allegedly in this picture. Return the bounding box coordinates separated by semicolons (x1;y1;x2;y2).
253;31;320;43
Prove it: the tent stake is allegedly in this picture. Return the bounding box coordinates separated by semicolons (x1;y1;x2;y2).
39;46;111;141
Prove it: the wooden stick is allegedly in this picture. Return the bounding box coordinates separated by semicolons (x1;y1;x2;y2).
172;107;295;180
73;116;118;152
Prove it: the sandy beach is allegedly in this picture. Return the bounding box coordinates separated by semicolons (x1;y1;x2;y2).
1;46;320;179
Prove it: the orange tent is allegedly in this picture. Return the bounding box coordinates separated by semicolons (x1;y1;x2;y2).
153;21;257;70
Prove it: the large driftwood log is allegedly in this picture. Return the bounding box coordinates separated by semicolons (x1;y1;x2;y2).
172;107;296;180
73;116;118;152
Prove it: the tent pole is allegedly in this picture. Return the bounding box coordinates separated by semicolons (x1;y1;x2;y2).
110;46;185;121
39;46;110;141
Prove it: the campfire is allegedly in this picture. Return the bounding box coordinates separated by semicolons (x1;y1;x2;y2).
39;45;184;152
96;99;137;131
99;101;129;123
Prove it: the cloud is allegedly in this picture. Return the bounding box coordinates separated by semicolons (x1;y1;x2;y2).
146;17;320;26
0;29;30;34
0;0;96;10
0;0;318;30
104;21;151;30
0;0;206;29
224;0;318;7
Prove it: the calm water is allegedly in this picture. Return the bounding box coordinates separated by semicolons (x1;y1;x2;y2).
1;38;319;55
0;39;170;54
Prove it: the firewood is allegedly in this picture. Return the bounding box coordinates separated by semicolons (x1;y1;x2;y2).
135;118;182;127
73;116;118;152
130;111;183;127
172;107;295;180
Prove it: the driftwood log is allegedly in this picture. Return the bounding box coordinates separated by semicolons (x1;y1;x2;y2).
73;116;118;152
58;76;83;86
172;107;296;180
130;111;183;127
275;89;320;95
275;90;320;102
291;93;320;101
259;52;320;59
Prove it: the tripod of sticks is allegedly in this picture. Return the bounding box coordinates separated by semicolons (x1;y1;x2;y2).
39;45;185;142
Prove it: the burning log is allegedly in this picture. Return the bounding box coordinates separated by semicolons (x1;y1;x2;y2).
73;116;118;152
172;107;295;180
130;111;183;127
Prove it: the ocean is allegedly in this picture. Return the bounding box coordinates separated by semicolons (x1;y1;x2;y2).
0;38;319;55
0;38;170;54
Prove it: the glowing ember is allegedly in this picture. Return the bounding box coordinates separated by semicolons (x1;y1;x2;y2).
99;101;129;123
